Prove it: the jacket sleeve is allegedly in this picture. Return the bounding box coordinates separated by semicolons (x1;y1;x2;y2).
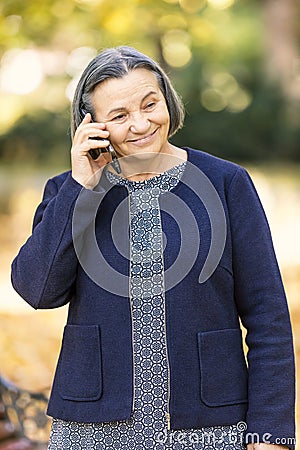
11;172;85;309
227;167;296;448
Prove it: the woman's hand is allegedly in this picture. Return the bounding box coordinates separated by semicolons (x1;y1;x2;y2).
71;113;112;190
247;444;288;450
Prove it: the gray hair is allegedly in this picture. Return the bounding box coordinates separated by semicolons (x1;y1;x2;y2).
71;46;185;138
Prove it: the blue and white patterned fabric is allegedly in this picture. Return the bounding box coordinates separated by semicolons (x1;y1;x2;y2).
48;162;245;450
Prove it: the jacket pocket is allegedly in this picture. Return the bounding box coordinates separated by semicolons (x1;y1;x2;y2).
197;328;248;407
58;324;102;401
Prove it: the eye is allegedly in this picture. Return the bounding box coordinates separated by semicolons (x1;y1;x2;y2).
112;113;127;122
145;102;156;110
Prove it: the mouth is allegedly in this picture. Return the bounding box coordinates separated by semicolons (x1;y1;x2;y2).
127;128;158;146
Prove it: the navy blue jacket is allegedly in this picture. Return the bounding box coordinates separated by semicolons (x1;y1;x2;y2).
11;148;295;447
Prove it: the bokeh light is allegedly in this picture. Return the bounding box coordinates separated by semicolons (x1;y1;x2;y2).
75;0;103;4
190;17;215;47
207;0;235;9
0;49;44;95
66;46;97;77
3;15;22;36
227;88;252;113
200;68;252;112
158;14;187;30
179;0;206;13
161;29;192;68
0;95;25;133
201;88;227;112
65;46;97;101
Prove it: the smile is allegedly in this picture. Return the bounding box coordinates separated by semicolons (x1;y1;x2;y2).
127;129;158;146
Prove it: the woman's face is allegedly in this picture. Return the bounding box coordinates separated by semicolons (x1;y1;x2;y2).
92;68;171;160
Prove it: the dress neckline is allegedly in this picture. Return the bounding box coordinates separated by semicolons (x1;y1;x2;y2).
105;161;187;192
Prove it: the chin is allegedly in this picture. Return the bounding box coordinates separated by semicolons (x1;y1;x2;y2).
118;149;163;175
121;148;161;161
134;149;160;159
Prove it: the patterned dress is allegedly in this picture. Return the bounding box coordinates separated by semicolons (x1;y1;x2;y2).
48;162;245;450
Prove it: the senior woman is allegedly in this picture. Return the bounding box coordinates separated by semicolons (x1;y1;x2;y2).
11;46;295;450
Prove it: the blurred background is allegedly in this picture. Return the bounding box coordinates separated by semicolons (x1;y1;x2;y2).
0;0;299;446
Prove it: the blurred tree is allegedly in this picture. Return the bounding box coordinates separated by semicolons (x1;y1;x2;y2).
262;0;300;101
260;0;300;159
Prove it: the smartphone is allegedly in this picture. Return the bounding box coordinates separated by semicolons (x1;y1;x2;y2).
80;107;121;174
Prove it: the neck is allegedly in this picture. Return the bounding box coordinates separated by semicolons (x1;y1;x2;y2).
126;172;161;182
112;146;187;182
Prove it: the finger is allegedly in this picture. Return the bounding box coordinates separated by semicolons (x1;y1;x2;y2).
81;112;92;124
73;138;110;161
86;138;110;150
73;127;109;150
76;122;109;138
87;128;110;140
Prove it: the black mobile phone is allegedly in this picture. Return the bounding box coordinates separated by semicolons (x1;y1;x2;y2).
80;107;121;174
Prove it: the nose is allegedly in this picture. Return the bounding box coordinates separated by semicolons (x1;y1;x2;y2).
129;112;150;134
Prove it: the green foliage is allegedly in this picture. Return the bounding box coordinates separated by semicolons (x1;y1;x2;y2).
173;78;300;163
0;111;71;167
